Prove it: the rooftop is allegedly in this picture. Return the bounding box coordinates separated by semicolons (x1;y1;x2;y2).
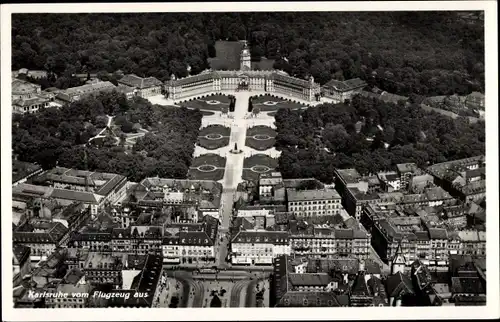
50;188;102;204
12;160;42;183
12;78;40;95
85;253;123;270
323;78;367;92
396;163;419;174
232;229;289;245
288;273;331;287
118;74;162;89
336;168;361;184
287;188;340;202
57;81;116;101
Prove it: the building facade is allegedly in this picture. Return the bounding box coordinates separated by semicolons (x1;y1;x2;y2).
117;74;162;98
230;230;291;265
321;78;367;103
287;189;342;217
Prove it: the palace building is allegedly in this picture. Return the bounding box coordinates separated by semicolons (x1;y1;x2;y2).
166;42;321;102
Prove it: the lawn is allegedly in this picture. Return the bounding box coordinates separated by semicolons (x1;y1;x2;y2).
190;153;227;168
198;125;231;150
242;154;278;181
245;126;276;151
181;94;231;111
198;137;230;150
250;94;307;111
188;167;225;181
200;125;231;137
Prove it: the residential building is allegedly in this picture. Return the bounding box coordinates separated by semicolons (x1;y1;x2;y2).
408;174;434;193
63;248;90;270
378;171;401;192
118;74;163;98
30;249;68;287
162;233;180;264
321;78;367;103
83;252;124;286
290;221;370;260
427;156;486;202
13;220;68;261
45;282;92;308
13;244;31;287
134;178;222;222
272;255;348;307
396;163;421;191
287;189;342;217
128;225;163;255
464;92;485;110
334;168;375;220
236;205;277;229
231;228;290;265
449;255;486;306
159;215;219;264
457;230;486;256
69;227;112;252
42;167;129;205
259;172;285;202
107;254;163;307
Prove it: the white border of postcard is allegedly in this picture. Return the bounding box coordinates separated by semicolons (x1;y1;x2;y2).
2;1;499;321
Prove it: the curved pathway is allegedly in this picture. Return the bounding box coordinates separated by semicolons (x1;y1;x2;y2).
88;115;113;142
229;279;252;307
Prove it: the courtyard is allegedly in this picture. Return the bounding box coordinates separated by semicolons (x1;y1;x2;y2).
245;125;276;151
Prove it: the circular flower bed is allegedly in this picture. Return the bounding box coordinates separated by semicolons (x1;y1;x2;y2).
205;133;223;140
253;134;272;141
251;165;271;173
197;165;217;172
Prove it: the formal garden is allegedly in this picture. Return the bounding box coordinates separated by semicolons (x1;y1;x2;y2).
250;94;307;112
245;125;276;151
242;154;279;181
188;153;227;181
181;94;233;112
197;125;231;150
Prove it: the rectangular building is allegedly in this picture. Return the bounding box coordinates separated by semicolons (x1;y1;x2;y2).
287;189;342;217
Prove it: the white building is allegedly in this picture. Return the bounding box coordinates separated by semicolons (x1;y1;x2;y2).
231;230;291;265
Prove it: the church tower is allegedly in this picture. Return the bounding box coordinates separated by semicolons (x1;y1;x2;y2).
240;41;251;71
390;242;406;275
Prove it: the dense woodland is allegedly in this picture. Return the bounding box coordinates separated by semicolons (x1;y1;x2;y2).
12;92;202;181
12;12;483;96
275;95;485;183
